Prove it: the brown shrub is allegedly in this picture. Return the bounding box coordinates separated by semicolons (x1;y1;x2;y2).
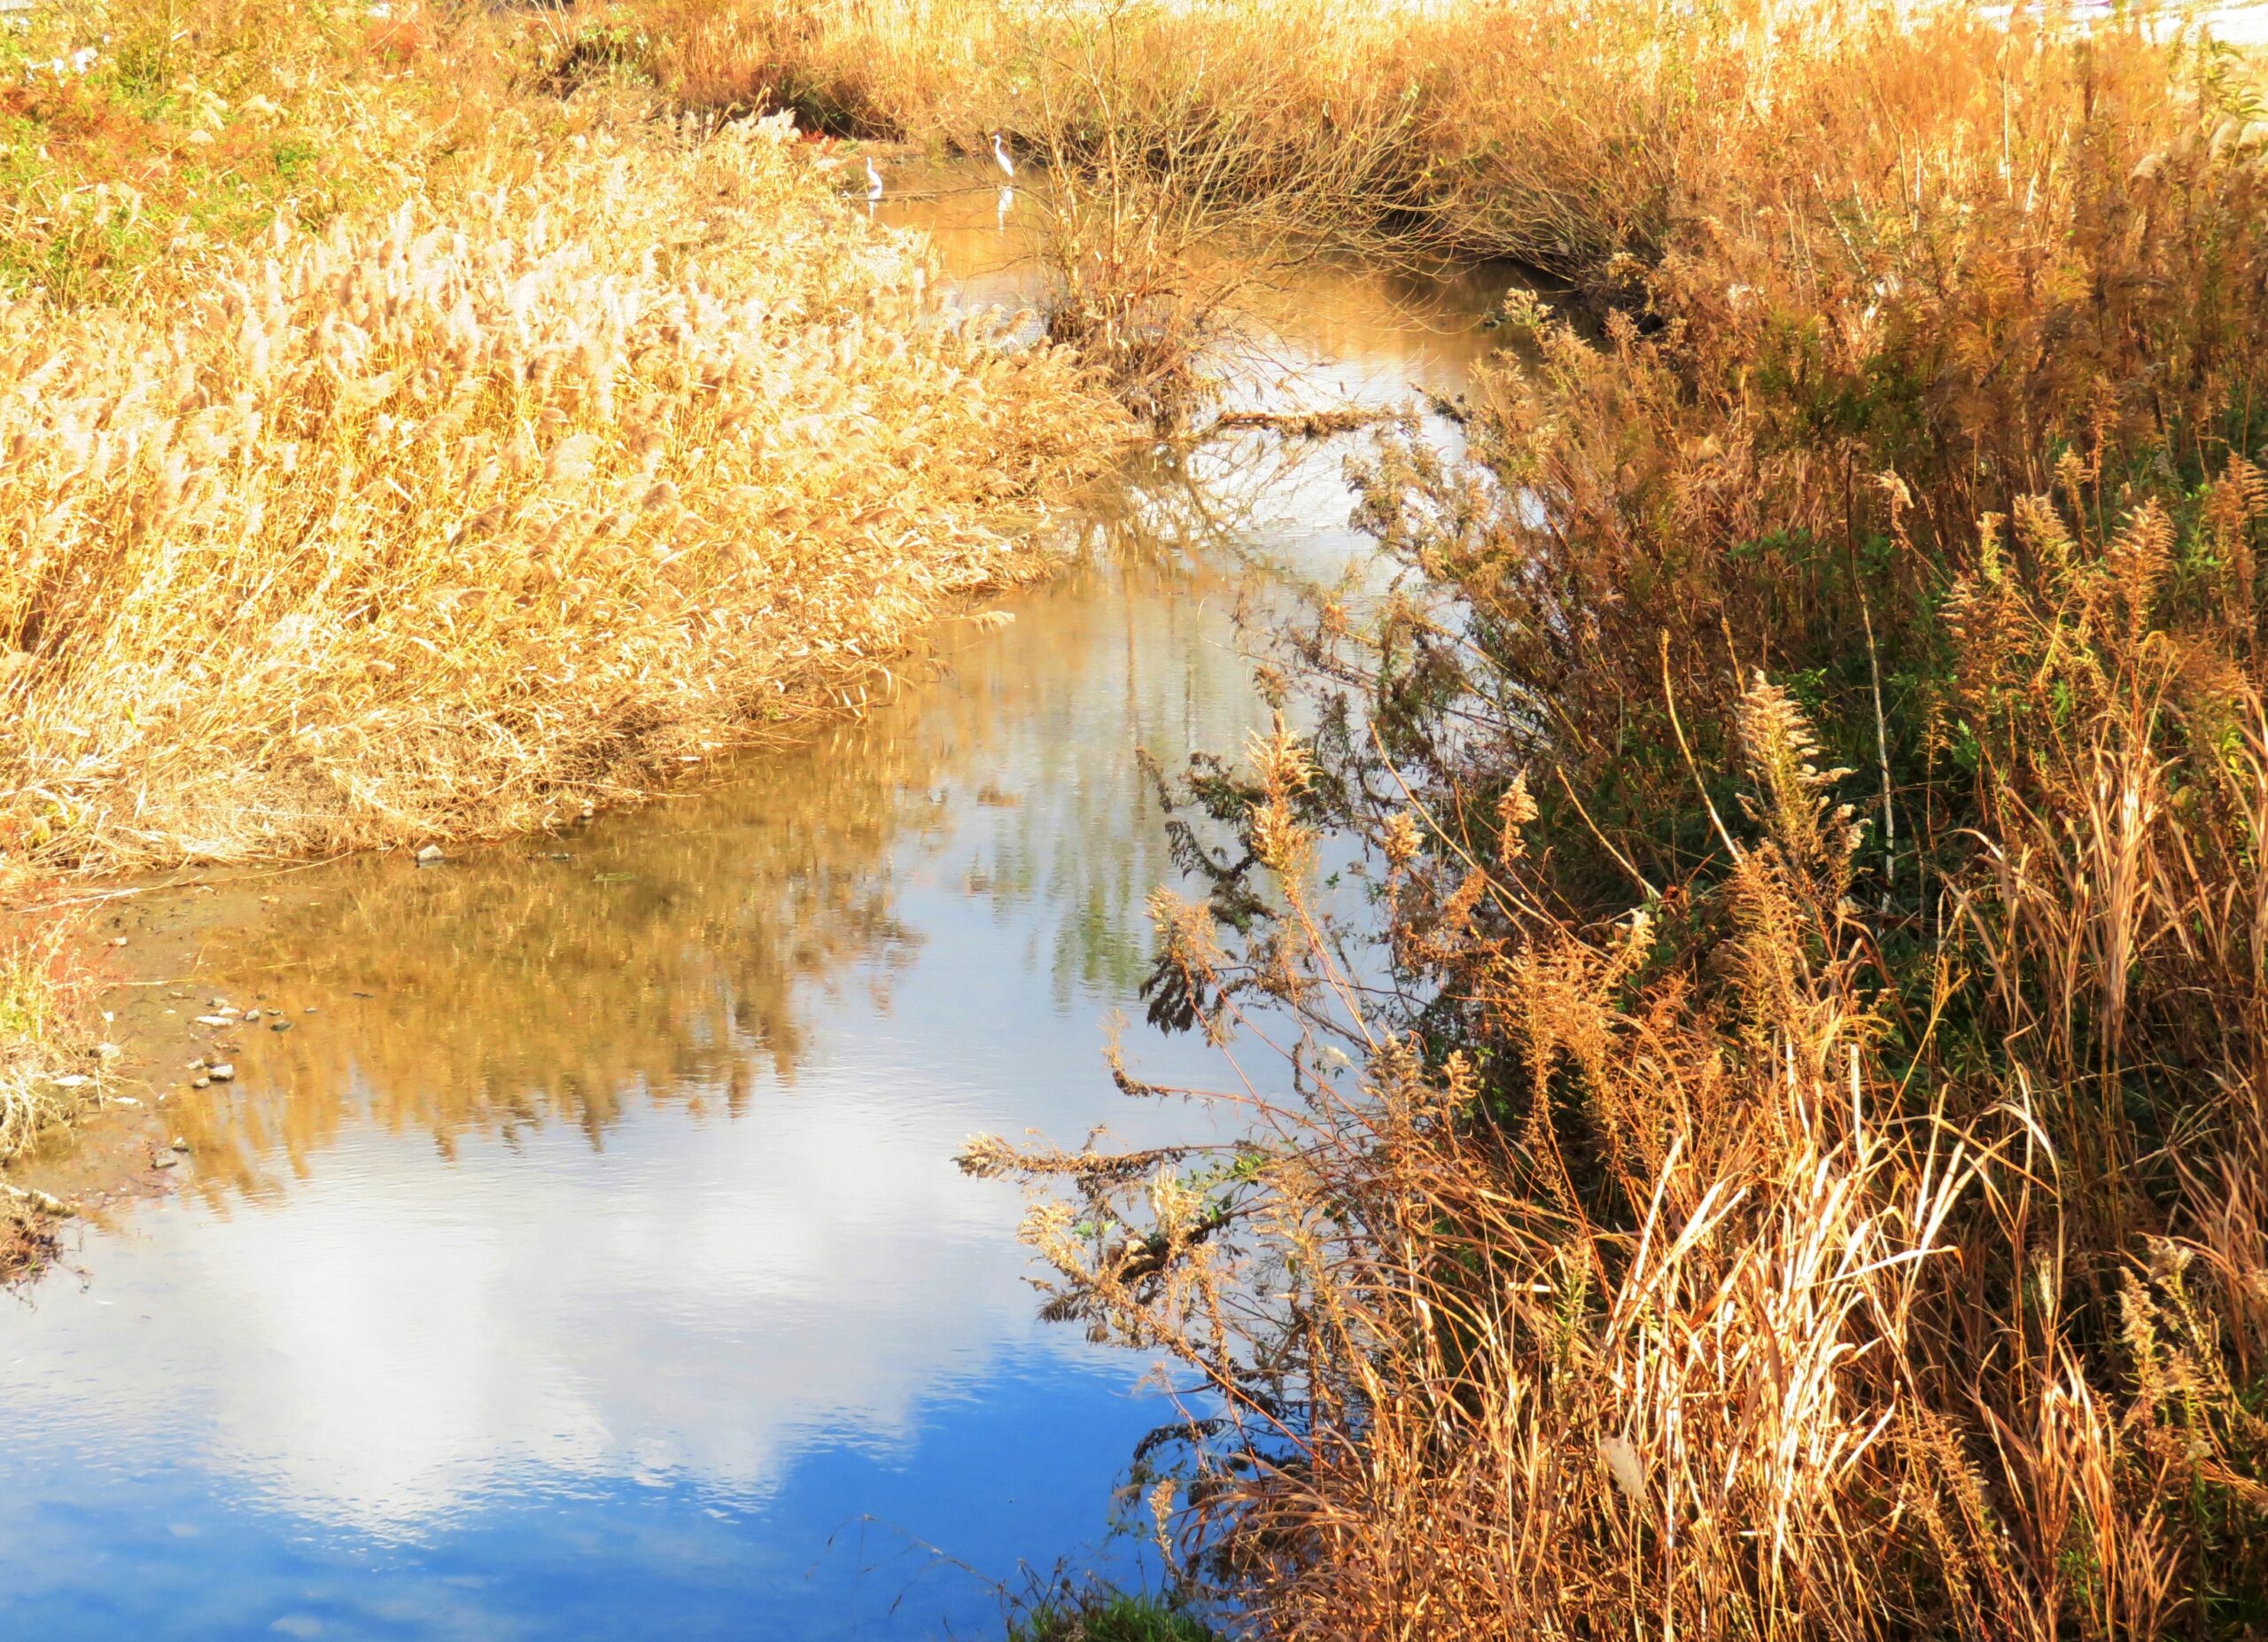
959;3;2268;1636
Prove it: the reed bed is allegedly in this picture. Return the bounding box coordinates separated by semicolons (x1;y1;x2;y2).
606;0;2038;277
617;0;1452;421
0;0;1122;1197
0;33;1121;872
931;0;2268;1636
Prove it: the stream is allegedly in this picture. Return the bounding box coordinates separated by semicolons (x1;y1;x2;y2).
0;169;1504;1640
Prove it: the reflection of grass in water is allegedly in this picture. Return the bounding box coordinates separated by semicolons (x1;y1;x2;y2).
167;439;1341;1195
966;445;1361;1010
0;914;97;1272
175;720;929;1201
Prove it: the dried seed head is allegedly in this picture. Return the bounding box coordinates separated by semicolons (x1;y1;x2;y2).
1600;1435;1646;1504
1495;771;1536;867
545;432;600;485
1383;810;1423;868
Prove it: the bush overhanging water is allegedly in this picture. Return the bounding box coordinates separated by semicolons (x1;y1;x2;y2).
928;0;2268;1635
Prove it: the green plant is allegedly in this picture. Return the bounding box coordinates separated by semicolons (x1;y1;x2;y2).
1008;1585;1219;1642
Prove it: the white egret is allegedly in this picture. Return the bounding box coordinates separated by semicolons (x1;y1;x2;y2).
865;157;884;203
990;131;1015;180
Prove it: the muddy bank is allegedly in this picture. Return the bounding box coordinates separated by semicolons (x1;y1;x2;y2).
0;871;308;1277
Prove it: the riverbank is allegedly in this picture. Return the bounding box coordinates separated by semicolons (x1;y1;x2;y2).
611;0;2189;280
0;0;1127;1233
0;10;1122;876
16;0;2268;1630
0;297;1403;1625
822;0;2268;1636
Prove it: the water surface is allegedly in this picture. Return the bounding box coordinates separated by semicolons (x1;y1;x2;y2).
0;169;1504;1640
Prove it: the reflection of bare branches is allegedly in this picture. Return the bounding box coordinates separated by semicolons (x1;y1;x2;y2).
1203;407;1397;439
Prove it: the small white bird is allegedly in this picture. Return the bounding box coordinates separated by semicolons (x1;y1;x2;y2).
990;131;1016;180
865;157;884;202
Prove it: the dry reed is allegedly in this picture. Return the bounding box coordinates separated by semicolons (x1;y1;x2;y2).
0;915;96;1164
949;1;2268;1636
0;27;1123;872
0;909;100;1277
11;0;2268;1625
619;0;1458;420
0;0;1126;1193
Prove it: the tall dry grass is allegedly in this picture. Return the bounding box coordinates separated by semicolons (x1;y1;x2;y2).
0;910;101;1276
981;672;2268;1636
949;2;2268;1637
613;0;2255;430
0;0;518;304
0;0;1125;1200
0;916;97;1163
0;8;1123;874
610;0;2054;276
618;0;1450;420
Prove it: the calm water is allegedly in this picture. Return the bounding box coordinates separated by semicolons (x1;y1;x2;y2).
0;169;1503;1639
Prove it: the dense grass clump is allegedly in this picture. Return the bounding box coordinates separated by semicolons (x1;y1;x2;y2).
0;117;1114;869
1008;1584;1219;1642
0;1;1123;873
0;3;1124;1188
939;2;2268;1638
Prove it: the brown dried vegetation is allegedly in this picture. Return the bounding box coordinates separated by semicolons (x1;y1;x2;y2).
0;2;1122;874
0;0;1122;1187
956;3;2268;1637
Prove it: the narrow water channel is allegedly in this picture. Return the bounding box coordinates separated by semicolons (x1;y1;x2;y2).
0;172;1504;1639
